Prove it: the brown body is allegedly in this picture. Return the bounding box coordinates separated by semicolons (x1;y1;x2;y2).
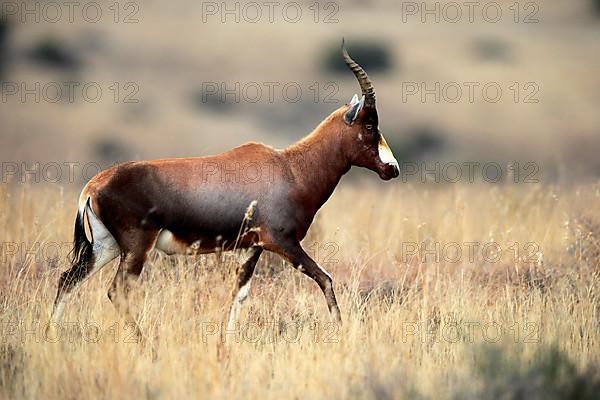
50;41;400;348
85;111;354;255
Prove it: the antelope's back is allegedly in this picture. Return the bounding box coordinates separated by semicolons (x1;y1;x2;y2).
82;142;293;246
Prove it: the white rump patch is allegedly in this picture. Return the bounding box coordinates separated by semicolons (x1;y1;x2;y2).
85;201;119;265
378;136;399;168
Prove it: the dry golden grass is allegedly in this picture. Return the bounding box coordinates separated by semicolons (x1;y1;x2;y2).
0;181;599;399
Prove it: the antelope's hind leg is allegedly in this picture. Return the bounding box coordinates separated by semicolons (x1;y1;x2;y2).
225;247;263;331
219;246;263;354
107;230;158;347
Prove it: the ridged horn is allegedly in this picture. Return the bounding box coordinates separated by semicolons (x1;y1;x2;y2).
341;38;376;108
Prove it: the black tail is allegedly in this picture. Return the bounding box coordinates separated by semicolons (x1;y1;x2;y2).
69;199;93;268
54;200;95;304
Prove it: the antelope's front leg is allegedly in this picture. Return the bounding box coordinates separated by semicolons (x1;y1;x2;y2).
274;241;342;324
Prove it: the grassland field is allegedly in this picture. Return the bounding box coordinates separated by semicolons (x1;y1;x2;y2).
0;180;598;399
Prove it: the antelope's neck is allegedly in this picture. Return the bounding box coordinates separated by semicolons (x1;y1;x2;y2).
283;126;350;214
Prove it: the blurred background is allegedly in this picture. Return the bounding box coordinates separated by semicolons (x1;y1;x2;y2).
0;0;599;184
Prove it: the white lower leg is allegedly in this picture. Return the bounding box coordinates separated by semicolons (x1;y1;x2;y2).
51;293;69;323
225;279;252;342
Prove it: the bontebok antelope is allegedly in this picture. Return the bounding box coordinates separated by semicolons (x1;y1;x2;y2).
50;40;400;341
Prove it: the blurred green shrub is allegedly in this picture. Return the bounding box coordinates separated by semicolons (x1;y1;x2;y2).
455;345;600;400
385;125;446;163
472;37;510;62
0;17;7;46
28;37;80;70
0;13;9;80
190;87;235;113
359;344;600;400
322;40;393;74
92;138;132;168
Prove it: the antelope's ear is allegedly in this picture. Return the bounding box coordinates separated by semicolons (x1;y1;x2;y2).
344;94;364;126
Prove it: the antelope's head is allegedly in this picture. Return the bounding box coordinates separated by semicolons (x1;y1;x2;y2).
339;40;399;181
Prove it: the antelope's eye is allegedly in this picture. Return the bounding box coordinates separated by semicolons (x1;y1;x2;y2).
365;124;373;131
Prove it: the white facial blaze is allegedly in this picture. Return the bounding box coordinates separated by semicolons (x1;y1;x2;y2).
378;135;399;168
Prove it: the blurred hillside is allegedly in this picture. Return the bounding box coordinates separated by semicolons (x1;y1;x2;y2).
0;0;599;182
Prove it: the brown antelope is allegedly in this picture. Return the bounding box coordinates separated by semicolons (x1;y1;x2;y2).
50;40;399;341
